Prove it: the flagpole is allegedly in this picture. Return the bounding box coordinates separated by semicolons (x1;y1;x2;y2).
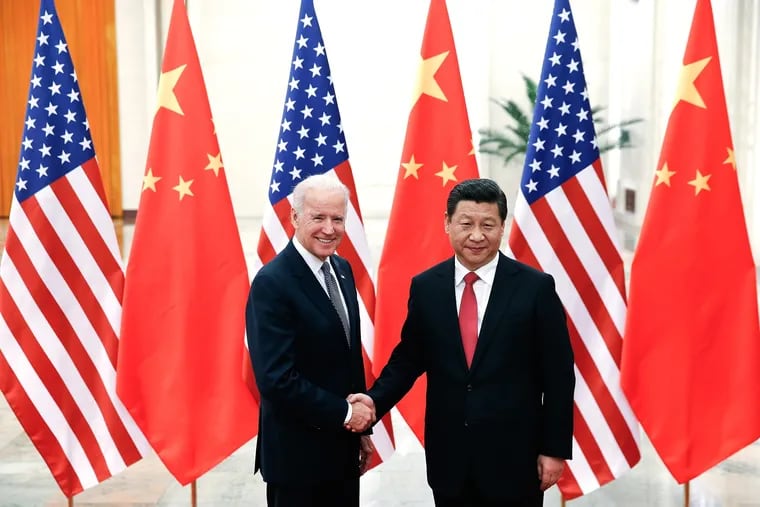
68;496;73;507
191;480;197;507
115;217;124;259
684;481;689;507
561;494;566;507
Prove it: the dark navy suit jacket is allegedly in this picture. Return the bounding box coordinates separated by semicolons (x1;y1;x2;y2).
246;241;366;484
369;253;575;499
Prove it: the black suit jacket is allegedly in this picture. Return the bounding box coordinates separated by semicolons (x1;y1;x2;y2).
246;241;366;484
369;253;575;499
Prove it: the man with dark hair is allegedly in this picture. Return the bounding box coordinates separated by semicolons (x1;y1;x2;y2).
353;178;575;506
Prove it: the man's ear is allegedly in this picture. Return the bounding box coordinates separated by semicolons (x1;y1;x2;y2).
290;208;298;228
443;212;450;233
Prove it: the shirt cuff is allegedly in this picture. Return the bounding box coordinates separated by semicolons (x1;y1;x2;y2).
344;400;352;425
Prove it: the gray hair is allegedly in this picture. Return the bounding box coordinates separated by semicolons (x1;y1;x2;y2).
292;173;350;214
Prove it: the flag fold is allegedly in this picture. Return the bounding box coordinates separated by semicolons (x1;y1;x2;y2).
116;0;258;484
0;0;149;496
373;0;480;445
248;0;395;468
621;0;760;483
509;0;641;498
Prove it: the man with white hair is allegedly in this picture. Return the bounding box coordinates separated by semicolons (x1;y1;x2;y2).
246;174;375;507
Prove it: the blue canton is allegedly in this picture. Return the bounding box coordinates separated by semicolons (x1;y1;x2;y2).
521;0;599;204
15;0;94;203
269;0;348;205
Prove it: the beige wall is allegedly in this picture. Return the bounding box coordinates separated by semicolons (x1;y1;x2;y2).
114;0;760;256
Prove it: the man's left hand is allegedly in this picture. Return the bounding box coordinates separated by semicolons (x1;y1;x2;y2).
537;454;565;491
359;435;375;475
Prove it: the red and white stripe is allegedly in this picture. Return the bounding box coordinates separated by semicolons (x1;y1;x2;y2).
508;160;640;498
250;161;395;463
0;159;150;497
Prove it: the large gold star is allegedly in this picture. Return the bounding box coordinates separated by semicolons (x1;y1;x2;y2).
156;64;187;115
173;176;194;200
142;168;161;192
687;169;711;195
435;161;457;186
723;147;736;170
654;162;676;187
673;56;711;110
412;51;449;106
205;153;224;177
401;155;423;179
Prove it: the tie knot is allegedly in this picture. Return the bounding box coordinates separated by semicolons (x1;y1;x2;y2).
464;272;479;286
321;261;331;274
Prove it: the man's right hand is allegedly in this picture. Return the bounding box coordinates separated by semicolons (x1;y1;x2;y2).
345;393;376;432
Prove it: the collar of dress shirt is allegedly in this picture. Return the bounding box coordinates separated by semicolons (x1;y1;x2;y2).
292;237;332;278
453;253;499;288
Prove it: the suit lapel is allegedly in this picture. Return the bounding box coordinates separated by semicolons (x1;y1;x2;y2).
469;253;520;372
283;242;328;307
283;243;350;348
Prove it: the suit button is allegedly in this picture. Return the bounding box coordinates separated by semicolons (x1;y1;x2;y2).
466;384;473;392
464;421;469;427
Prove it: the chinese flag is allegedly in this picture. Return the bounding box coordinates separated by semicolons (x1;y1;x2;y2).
116;0;258;484
620;0;760;483
373;0;479;444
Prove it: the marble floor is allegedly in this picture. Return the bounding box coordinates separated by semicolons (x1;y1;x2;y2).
3;398;760;507
2;218;760;506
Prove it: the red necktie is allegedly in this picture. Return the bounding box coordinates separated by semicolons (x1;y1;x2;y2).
459;272;479;368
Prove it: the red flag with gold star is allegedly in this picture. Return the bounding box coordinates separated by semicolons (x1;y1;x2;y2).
373;0;479;444
620;0;760;483
116;0;258;484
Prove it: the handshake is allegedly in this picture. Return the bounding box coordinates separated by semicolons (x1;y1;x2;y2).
345;393;376;432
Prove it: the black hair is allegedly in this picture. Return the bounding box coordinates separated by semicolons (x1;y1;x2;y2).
446;178;508;221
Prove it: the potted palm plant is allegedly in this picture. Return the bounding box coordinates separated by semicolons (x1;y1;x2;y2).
479;75;642;166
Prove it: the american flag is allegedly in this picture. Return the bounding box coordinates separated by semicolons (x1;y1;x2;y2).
0;0;148;497
250;0;394;464
507;0;640;498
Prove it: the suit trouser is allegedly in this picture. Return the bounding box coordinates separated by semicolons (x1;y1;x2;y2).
266;478;359;507
433;473;544;507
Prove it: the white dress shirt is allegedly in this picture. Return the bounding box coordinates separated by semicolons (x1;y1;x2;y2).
292;237;349;317
453;254;499;335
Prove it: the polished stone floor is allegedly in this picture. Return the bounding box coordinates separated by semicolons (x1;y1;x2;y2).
3;397;760;507
2;217;760;506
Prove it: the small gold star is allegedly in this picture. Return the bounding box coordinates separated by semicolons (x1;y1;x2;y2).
205;153;224;177
401;155;423;179
412;51;449;105
172;176;194;200
654;162;676;187
435;161;457;186
723;147;736;170
142;168;162;192
673;57;711;110
687;170;711;195
469;138;476;156
156;64;187;115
